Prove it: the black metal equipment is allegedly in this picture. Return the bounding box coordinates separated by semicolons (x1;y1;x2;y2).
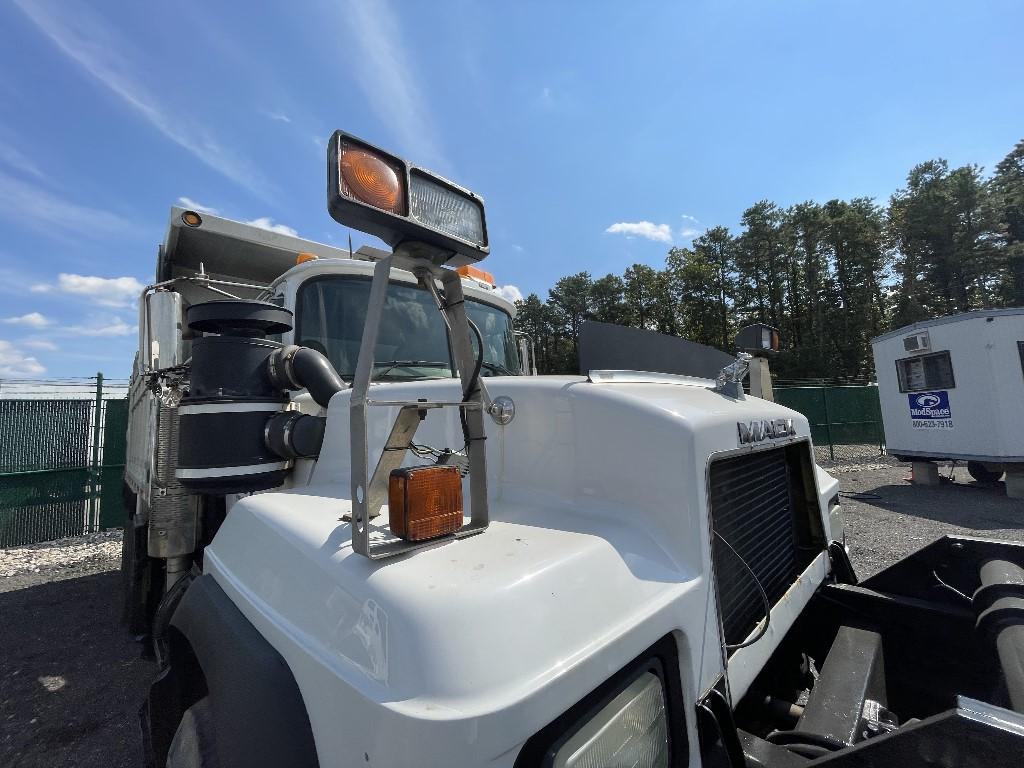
176;300;295;494
176;300;347;495
794;627;893;746
578;320;735;379
735;323;780;355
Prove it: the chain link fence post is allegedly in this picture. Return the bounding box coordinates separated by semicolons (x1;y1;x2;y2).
821;387;835;461
88;372;104;533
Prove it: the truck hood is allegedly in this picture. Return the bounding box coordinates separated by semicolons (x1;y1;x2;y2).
206;373;833;766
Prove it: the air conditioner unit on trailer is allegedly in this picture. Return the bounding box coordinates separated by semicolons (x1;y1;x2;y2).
902;331;930;353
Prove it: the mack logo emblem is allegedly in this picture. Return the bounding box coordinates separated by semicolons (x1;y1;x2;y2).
738;418;796;444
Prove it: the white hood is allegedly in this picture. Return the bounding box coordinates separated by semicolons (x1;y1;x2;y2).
205;374;835;767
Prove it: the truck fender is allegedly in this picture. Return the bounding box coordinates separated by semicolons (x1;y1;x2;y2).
145;573;320;768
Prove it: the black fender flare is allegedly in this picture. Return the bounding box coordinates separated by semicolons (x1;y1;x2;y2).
145;574;320;768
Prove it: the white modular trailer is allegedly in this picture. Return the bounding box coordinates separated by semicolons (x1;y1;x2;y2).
870;308;1024;464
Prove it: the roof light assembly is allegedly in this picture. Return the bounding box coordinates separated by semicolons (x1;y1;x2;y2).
326;130;489;266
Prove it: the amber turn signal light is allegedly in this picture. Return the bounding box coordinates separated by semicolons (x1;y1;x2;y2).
339;142;406;216
388;465;463;542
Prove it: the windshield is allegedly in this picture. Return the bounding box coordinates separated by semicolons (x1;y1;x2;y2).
295;276;519;381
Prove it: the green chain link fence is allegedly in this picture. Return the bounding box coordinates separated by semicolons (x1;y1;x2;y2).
0;375;885;544
774;385;885;463
0;374;128;548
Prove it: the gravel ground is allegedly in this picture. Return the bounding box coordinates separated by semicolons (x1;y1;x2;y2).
0;461;1022;767
829;459;1024;578
0;531;122;594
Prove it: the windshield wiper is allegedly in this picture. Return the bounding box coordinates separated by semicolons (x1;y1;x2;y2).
479;361;517;377
373;360;451;379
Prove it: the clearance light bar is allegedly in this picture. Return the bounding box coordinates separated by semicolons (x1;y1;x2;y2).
327;131;489;266
456;264;496;287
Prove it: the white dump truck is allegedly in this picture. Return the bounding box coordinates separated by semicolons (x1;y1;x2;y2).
123;131;1024;768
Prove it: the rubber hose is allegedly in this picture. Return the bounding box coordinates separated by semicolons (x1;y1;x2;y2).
267;345;346;409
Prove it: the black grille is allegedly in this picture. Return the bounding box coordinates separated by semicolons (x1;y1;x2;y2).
709;448;805;648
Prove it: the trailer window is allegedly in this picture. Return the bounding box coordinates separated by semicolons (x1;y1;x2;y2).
895;351;955;392
1018;342;1024;380
295;276;518;381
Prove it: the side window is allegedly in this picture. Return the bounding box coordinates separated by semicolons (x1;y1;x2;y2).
1018;341;1024;381
895;351;955;392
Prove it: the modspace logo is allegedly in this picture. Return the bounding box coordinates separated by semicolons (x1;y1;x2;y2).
908;391;951;420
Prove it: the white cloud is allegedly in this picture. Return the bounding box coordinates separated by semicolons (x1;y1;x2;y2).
0;340;45;376
0;141;44;179
13;1;272;197
495;284;523;303
510;244;525;253
22;339;58;351
65;317;135;337
678;214;704;240
3;312;51;328
338;0;448;169
0;171;135;239
266;112;291;123
605;221;674;243
245;217;298;237
177;197;219;215
31;274;145;308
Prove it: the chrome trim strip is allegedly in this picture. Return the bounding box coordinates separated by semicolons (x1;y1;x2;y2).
179;402;284;415
176;461;288;478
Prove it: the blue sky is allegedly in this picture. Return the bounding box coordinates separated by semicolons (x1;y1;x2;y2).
0;0;1021;378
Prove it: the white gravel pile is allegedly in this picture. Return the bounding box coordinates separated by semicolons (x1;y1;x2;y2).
0;530;122;586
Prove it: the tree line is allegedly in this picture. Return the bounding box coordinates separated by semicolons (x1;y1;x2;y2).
515;139;1024;379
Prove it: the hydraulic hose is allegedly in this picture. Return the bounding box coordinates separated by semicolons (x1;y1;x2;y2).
266;345;346;409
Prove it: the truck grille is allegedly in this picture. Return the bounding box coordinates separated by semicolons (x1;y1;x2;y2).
709;447;811;648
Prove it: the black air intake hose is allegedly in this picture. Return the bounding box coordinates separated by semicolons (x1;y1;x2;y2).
264;412;327;460
266;345;346;409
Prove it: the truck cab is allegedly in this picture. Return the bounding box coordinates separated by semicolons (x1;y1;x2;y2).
123;132;1024;768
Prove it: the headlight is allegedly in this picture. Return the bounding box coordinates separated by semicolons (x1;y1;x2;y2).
515;639;682;768
409;171;486;247
326;130;490;266
553;671;669;768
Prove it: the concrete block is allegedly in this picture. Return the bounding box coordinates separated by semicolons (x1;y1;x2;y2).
912;461;941;486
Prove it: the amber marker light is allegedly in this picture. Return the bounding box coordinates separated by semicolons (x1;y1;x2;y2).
388;465;463;542
456;265;496;287
339;142;406;216
295;252;318;265
181;210;203;227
